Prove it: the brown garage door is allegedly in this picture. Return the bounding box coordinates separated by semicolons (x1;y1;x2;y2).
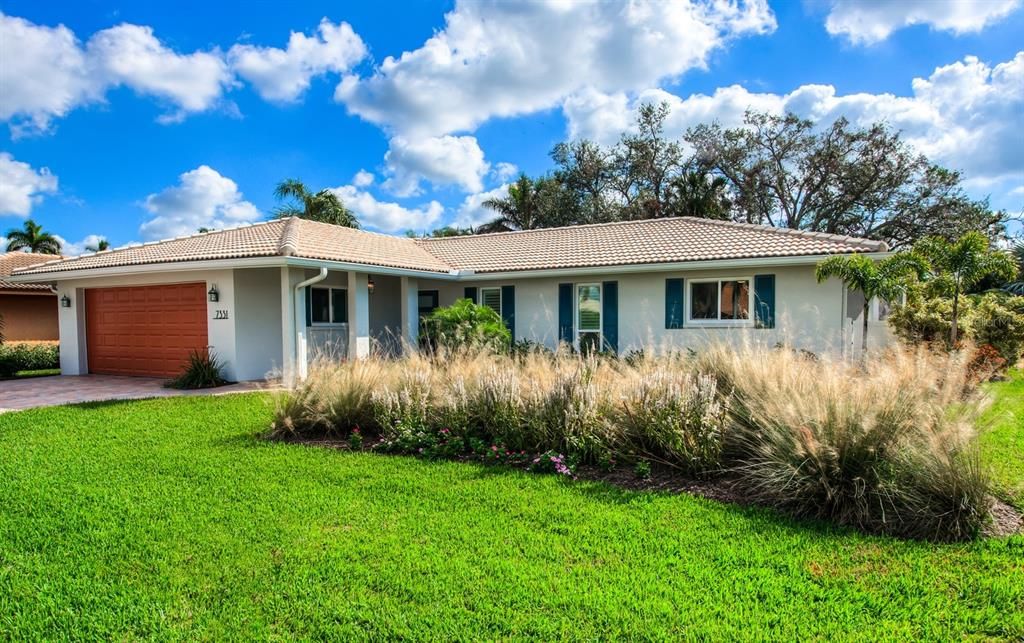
85;283;208;377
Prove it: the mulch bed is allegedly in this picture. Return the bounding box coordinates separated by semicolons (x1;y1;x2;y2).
281;435;1023;539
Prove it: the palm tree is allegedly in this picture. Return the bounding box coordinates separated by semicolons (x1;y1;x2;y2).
5;220;61;254
914;231;1018;344
273;179;359;228
86;238;110;252
479;174;543;233
666;168;731;220
816;252;926;356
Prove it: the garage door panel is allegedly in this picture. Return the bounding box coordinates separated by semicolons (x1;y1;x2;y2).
85;283;209;377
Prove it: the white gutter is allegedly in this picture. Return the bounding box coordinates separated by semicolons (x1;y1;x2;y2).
293;267;328;382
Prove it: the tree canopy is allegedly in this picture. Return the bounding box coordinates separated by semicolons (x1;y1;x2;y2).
478;104;1011;249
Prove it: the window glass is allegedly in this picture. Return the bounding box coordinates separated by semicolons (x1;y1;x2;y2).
577;284;601;331
720;280;750;320
331;288;348;323
418;290;439;318
481;288;502;315
690;282;718;320
311;288;330;323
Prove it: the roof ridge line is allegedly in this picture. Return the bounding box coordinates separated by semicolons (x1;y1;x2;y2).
675;217;888;251
279;217;300;256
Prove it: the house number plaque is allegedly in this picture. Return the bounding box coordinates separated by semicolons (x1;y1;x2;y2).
214;310;229;320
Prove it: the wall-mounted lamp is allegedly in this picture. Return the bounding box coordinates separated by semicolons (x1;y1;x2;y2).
208;285;219;302
367;277;375;295
60;294;72;308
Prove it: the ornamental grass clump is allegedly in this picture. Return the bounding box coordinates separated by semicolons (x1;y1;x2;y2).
617;364;727;476
696;344;991;541
270;357;388;438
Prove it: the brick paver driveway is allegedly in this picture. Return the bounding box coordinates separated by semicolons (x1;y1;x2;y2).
0;375;270;413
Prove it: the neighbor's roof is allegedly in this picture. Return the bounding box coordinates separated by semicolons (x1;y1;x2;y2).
418;217;887;273
0;251;63;290
11;216;886;278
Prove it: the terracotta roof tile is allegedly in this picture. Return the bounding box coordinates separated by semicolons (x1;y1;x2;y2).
416;217;886;273
0;251;63;290
11;217;886;278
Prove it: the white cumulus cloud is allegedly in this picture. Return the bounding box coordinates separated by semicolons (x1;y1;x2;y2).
563;52;1024;206
383;135;490;196
330;185;442;233
228;19;366;102
335;0;776;138
55;233;108;257
139;165;260;240
823;0;1021;45
0;13;233;134
0;152;58;216
453;183;510;229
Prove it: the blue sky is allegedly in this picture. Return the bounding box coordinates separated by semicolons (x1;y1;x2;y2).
1;0;1022;253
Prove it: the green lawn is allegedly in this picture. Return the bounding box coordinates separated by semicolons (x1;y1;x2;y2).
982;368;1024;507
0;392;1021;640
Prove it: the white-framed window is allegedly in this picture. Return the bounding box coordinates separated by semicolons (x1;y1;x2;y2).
479;287;502;316
687;278;752;325
576;282;602;352
310;287;348;325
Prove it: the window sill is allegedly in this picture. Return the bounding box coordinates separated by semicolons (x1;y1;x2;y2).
681;320;754;329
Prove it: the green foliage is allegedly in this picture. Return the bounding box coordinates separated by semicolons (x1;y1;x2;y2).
5;219;61;254
165;349;228;389
478;173;581;232
633;460;652;479
421;299;511;352
0;342;59;377
888;296;961;348
273;178;359;228
971;293;1024;365
2;392;1021;638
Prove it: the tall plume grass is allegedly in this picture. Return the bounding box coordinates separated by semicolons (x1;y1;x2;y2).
270;343;993;540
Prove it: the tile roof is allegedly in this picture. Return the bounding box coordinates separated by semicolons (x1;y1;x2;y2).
417;217;887;273
11;216;886;278
0;251;63;290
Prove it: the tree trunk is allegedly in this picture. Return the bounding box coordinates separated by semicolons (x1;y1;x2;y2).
950;291;960;346
861;301;870;360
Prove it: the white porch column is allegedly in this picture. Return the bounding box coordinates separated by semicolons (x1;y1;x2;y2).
400;276;419;353
280;267;297;385
348;271;371;359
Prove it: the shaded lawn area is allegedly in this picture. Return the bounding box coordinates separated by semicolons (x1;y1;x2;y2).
0;393;1021;640
0;368;60;381
982;368;1024;507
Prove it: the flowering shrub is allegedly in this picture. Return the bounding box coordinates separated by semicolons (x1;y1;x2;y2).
348;427;364;450
529;451;575;477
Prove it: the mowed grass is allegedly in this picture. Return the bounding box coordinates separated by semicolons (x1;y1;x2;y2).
982;368;1024;507
0;393;1021;640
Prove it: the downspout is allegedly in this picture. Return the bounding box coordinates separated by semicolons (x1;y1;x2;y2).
292;267;328;382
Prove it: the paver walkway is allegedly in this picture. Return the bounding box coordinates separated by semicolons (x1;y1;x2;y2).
0;375;272;413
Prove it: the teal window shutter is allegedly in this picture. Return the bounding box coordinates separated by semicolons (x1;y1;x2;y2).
464;286;478;303
665;278;684;329
558;283;574;345
305;286;312;327
501;285;515;339
602;281;618;354
754;274;775;329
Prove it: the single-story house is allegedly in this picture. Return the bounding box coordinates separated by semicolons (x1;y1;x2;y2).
0;251;61;342
9;217;894;382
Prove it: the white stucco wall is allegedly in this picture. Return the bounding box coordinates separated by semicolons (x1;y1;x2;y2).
421;264;875;356
233;267;284;380
52;268;239;379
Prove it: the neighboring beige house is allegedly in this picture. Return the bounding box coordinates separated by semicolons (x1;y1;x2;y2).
0;251;61;342
8;217;892;382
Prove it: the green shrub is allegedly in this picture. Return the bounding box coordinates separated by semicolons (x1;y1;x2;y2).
421;299;511;353
165;349;228;390
970;293;1024;365
888;296;964;349
0;342;60;377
